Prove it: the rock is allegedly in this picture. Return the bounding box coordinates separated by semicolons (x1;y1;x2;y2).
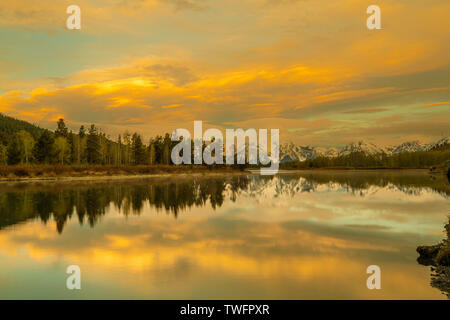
417;218;450;297
430;266;450;299
436;245;450;266
417;244;442;266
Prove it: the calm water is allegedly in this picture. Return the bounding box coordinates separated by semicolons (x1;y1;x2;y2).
0;170;449;299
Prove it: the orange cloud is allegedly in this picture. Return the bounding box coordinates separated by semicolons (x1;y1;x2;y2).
0;0;449;145
425;101;450;107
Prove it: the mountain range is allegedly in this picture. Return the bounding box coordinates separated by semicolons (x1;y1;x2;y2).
280;137;449;162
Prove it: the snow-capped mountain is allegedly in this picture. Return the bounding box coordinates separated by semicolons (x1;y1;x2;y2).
315;147;339;158
279;143;317;162
280;137;449;162
338;141;388;157
279;143;341;162
391;141;427;154
428;137;449;150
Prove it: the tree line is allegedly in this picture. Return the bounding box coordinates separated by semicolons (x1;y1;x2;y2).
0;118;178;166
1;113;448;168
281;147;450;169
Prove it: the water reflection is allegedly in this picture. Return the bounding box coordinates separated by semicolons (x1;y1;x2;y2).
0;171;448;299
0;171;448;234
0;176;250;233
417;217;450;298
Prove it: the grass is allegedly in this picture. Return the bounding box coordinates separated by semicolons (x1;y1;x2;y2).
0;164;242;179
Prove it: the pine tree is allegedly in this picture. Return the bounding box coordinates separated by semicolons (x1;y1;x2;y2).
153;135;163;164
68;131;75;164
163;133;171;165
79;125;86;138
76;125;87;164
132;133;146;165
7;135;22;165
86;124;101;164
55;118;69;138
0;144;7;165
33;130;55;164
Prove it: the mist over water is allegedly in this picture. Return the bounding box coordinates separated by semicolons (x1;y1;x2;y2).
0;171;448;299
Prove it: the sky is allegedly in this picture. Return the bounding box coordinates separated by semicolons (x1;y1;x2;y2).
0;0;449;147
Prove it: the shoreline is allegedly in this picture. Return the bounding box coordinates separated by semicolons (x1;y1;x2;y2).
0;167;437;184
0;165;245;183
0;171;250;184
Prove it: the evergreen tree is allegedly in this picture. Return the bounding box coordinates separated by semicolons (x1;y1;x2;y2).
153;135;163;164
79;125;86;138
68;131;75;164
162;133;172;165
0;132;8;146
99;132;107;164
7;135;22;165
0;144;7;165
86;124;101;164
55;118;69;138
132;133;146;165
33;130;55;164
76;125;87;164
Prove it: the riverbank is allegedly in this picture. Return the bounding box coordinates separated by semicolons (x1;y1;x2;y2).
0;165;245;183
0;165;446;183
249;168;434;175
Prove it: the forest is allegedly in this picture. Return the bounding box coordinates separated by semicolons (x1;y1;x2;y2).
0;114;179;166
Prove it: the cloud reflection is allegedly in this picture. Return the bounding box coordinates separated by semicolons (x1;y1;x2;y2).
0;172;448;299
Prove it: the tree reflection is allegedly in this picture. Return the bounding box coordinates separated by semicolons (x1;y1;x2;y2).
0;176;249;233
0;171;448;235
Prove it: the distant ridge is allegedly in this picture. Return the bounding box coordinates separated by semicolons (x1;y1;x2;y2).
0;113;44;144
280;137;450;162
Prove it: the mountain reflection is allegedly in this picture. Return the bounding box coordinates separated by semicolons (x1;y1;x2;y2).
0;171;448;234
